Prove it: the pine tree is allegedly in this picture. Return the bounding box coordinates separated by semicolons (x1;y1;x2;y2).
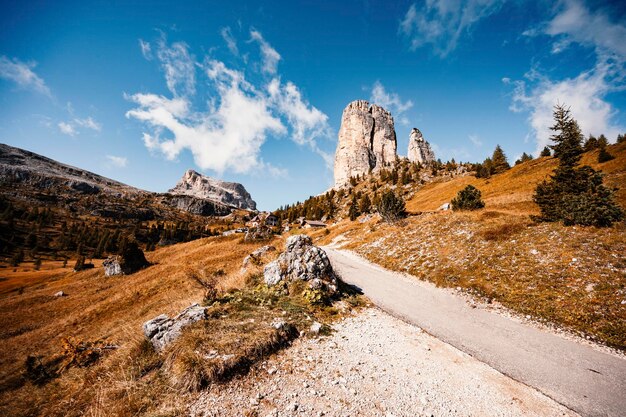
597;134;608;149
377;190;406;223
348;195;360;221
451;185;485;211
540;146;551;157
533;104;623;226
583;135;599;151
491;145;510;174
617;133;625;144
598;147;615;163
359;194;371;214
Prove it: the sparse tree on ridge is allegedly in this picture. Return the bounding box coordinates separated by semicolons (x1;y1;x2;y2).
540;146;551;157
491;145;511;174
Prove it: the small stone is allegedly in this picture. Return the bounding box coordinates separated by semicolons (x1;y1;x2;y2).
268;367;277;375
54;291;66;297
310;322;322;334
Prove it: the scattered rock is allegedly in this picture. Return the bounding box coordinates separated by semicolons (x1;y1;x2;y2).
438;202;450;211
263;235;338;295
310;322;323;334
143;303;207;350
54;291;66;297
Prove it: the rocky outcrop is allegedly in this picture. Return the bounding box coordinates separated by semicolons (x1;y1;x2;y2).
103;241;150;276
263;235;338;295
334;100;397;187
143;304;207;350
242;245;276;269
407;128;435;165
169;169;256;210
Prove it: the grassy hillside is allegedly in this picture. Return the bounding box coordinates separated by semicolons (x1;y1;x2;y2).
406;141;626;214
312;142;626;350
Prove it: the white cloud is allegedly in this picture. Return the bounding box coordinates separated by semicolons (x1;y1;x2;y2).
250;29;281;74
58;121;77;136
369;81;413;126
0;55;51;96
221;27;239;56
469;134;483;147
126;62;285;174
267;78;333;167
106;155;128;168
510;60;624;154
74;117;102;132
399;0;505;57
139;39;152;60
545;0;626;61
128;30;332;176
156;37;196;97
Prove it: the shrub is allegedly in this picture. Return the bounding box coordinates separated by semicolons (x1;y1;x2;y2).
451;185;485;211
376;190;406;223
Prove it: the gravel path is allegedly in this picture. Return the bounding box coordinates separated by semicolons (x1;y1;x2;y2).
190;309;576;417
324;247;626;417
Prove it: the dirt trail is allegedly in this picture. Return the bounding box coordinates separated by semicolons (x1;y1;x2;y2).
324;247;626;417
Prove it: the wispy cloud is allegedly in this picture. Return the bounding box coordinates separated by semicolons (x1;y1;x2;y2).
139;39;153;60
156;36;196;97
127;29;331;176
545;0;626;61
105;155;128;168
509;0;626;154
58;121;77;136
468;134;483;147
509;60;623;154
0;55;51;96
250;29;281;74
57;116;102;136
399;0;505;57
221;27;239;56
369;81;413;126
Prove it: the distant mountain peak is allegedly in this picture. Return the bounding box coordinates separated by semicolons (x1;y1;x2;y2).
169;169;257;211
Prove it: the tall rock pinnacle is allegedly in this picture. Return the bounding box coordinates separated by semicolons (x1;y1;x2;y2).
407;128;435;165
334;100;397;187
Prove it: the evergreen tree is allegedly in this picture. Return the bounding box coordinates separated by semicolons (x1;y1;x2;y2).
377;190;406;223
451;185;485;211
540;146;551;157
359;194;372;214
583;135;599;151
348;195;360;221
533;104;623;226
598;147;615;163
515;152;533;165
597;134;608;149
491;145;510;173
617;133;625;144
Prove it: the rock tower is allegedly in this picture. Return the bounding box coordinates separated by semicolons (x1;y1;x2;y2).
333;100;397;187
407;128;435;165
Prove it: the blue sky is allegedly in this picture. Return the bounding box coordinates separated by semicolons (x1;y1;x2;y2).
1;0;625;210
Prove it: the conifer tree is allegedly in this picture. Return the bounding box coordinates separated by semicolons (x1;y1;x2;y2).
359;194;371;214
540;146;551;157
348;195;360;221
377;190;406;223
583;134;599;151
533;104;623;226
491;145;510;173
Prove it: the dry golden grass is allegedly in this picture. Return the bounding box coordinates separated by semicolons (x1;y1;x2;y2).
0;234;284;416
406;142;626;215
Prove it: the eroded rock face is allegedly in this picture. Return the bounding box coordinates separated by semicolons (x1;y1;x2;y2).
169;169;257;210
334;100;397;187
263;235;338;294
103;242;150;276
407;128;435;165
143;303;207;350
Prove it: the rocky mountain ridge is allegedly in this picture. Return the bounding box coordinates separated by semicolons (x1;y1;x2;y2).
0;143;251;218
407;128;435;165
169;169;256;211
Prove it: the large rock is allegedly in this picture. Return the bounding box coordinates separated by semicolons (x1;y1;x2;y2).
334;100;397;187
103;241;150;276
169;169;257;210
407;128;435;165
263;235;338;294
143;303;207;350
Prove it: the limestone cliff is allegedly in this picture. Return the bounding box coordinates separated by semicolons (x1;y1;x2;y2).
334;100;397;187
407;128;435;165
